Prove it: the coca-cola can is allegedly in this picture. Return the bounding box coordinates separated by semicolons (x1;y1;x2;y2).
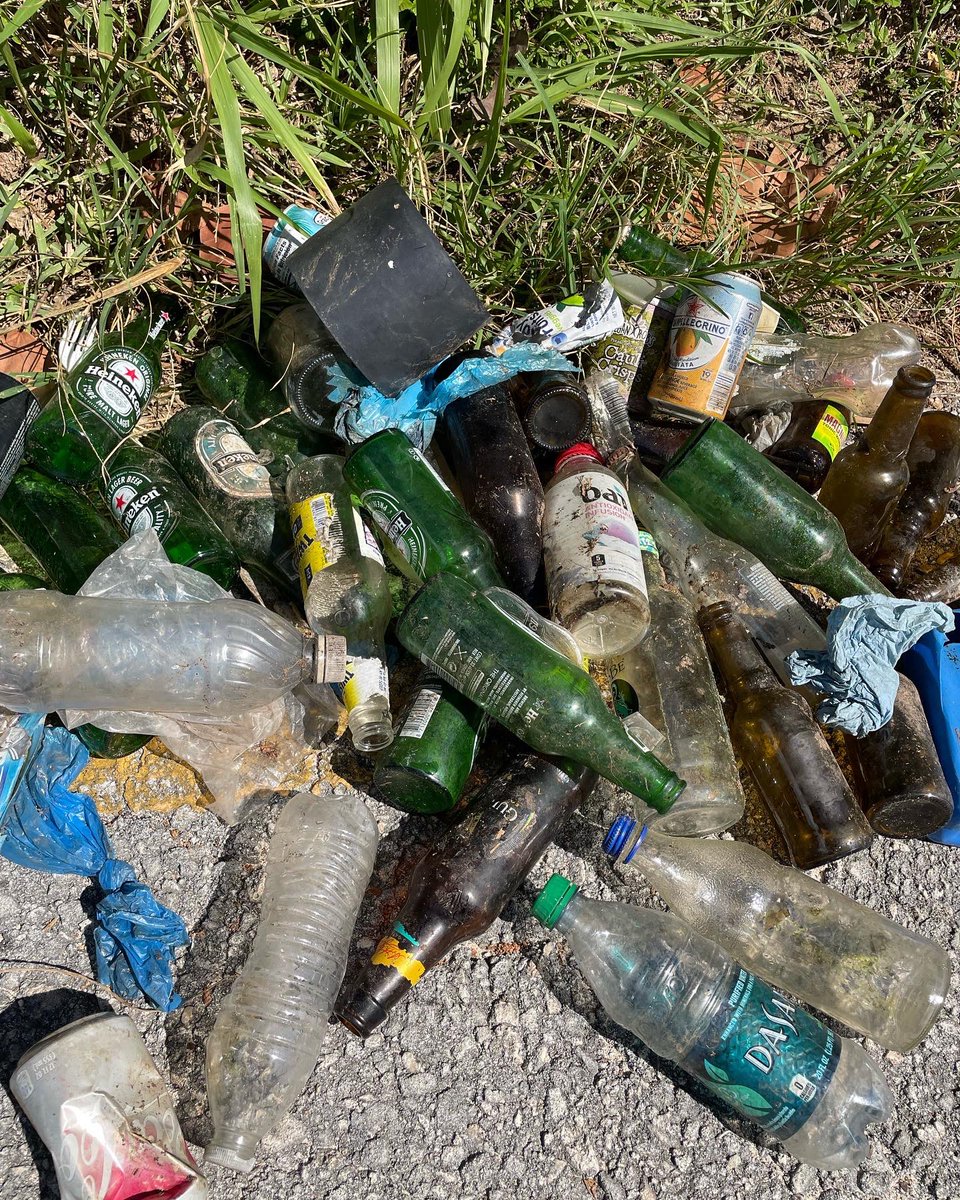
11;1011;207;1200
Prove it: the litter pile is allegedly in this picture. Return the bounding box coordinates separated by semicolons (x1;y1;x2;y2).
0;178;956;1195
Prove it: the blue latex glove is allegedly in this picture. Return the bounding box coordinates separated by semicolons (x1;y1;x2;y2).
333;343;576;448
787;595;956;735
0;725;189;1011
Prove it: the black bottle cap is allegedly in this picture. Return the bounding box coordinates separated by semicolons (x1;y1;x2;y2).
337;990;390;1039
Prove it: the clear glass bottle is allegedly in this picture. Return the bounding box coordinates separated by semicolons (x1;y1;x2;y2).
605;819;951;1051
608;534;745;836
543;442;649;657
532;874;892;1170
286;455;393;752
205;793;378;1172
0;592;344;718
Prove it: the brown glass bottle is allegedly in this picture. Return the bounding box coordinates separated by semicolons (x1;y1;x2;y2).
871;412;960;591
847;675;953;838
818;366;935;560
337;748;596;1037
699;601;874;868
517;371;592;454
764;400;852;493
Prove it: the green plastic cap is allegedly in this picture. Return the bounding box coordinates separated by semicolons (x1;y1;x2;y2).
532;874;579;929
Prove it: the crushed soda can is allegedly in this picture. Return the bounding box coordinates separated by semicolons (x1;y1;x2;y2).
11;1012;208;1200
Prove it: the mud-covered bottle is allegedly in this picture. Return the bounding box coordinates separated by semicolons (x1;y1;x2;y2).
605;819;950;1051
99;440;240;589
0;468;150;759
661;417;889;599
26;304;175;484
818;366;935;561
543;443;649;657
286;455;393;752
343;428;504;590
871;411;960;591
340;750;595;1036
517;371;593;454
159;406;299;598
435;384;544;603
533;874;890;1169
610;534;744;836
264;303;344;433
763;400;852;494
698;601;873;868
373;669;485;814
397;571;684;813
194;341;342;473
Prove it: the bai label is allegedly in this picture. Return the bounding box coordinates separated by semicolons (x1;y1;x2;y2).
74;347;155;435
106;469;175;539
195;420;272;499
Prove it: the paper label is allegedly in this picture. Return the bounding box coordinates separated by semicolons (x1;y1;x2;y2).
195;420;272;499
335;655;389;713
362;490;428;575
683;969;839;1139
74;347;154;435
289;492;343;594
810;404;849;460
106;468;176;540
544;470;648;600
372;935;425;985
636;530;658;556
399;684;442;740
354;508;385;565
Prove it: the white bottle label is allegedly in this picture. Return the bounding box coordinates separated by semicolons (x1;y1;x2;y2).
354;508;385;566
335;655;389;712
544;469;648;599
399;683;443;739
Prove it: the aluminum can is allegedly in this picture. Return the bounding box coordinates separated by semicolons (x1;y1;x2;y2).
11;1012;208;1200
648;272;762;420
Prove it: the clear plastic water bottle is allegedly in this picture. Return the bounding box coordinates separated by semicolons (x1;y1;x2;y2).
205;792;378;1173
0;591;346;717
532;874;892;1171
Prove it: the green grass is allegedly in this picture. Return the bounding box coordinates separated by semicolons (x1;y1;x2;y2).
0;0;957;363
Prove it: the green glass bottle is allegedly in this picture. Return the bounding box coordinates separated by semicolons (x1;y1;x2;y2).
397;571;684;814
0;467;150;759
373;669;486;813
819;367;935;561
99;440;240;589
661;417;889;599
343;429;504;590
615;221;805;333
194;341;342;476
26;304;175;484
158;407;299;598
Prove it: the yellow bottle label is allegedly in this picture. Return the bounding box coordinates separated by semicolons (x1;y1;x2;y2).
337;656;390;713
372;936;425;985
289;492;342;596
810;404;850;460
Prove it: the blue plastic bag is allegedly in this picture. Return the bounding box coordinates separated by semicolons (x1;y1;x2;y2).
0;724;188;1009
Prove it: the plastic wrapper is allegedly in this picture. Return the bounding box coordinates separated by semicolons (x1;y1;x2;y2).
64;530;337;824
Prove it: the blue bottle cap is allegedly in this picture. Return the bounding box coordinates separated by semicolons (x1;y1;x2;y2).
603;815;648;862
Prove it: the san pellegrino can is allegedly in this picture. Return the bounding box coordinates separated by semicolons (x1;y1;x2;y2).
648;272;762;420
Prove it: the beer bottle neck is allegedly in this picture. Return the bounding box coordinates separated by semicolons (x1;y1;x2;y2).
698;602;777;700
864;367;934;459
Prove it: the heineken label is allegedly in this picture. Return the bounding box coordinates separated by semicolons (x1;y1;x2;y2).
682;968;840;1140
195;419;272;499
74;347;155;435
361;490;428;576
106;468;176;540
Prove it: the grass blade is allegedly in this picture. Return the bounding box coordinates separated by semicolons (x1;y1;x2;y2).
373;0;401;113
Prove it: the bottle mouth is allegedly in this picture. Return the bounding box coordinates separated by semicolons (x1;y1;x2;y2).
350;715;395;754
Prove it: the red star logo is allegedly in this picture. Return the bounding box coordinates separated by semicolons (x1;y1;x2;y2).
124;367;139;382
115;494;127;511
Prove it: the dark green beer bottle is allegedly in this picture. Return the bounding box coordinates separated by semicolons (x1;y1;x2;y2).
398;571;684;813
194;341;342;475
26;304;175;484
344;429;504;590
0;467;150;758
100;440;240;589
661;418;888;599
158;406;299;597
0;571;46;590
373;669;486;813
